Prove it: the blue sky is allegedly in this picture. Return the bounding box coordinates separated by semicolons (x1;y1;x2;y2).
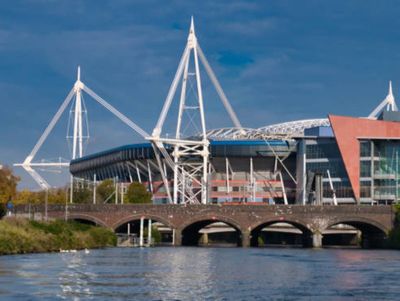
2;0;400;189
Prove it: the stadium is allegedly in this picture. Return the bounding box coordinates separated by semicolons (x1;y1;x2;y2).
69;107;400;206
67;20;400;207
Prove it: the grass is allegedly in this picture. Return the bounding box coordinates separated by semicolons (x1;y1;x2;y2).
0;218;117;255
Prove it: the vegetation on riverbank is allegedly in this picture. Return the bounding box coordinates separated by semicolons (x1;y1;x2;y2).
0;218;117;255
387;204;400;248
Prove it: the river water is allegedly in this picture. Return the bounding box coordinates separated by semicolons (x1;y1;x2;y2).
0;247;399;300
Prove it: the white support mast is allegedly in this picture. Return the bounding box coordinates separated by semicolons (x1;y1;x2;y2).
15;67;149;190
149;17;243;204
72;66;85;160
368;81;398;119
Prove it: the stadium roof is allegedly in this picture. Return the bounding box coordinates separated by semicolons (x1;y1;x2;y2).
206;118;330;140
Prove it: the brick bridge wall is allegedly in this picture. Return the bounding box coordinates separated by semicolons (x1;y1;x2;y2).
13;204;395;247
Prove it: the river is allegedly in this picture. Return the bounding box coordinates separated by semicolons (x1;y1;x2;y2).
0;247;399;300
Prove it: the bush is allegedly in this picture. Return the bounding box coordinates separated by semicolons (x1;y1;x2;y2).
0;219;117;255
258;235;265;246
388;204;400;248
144;226;162;244
0;203;6;219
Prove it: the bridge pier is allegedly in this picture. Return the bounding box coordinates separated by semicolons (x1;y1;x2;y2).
312;232;323;248
173;229;182;246
241;231;251;248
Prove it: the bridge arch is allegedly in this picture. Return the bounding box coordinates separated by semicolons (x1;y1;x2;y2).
67;213;109;228
322;217;389;248
250;218;313;247
178;215;244;247
112;214;176;232
112;214;176;246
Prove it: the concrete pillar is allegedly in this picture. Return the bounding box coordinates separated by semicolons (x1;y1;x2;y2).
295;139;306;204
241;231;251;248
148;219;152;246
315;173;323;205
93;173;97;204
201;233;209;245
139;217;144;247
121;184;124;204
312;232;323;248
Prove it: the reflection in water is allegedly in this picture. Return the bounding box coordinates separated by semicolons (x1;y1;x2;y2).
0;248;399;300
58;252;95;299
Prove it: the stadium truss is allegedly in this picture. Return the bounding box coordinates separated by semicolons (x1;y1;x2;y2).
206;118;331;140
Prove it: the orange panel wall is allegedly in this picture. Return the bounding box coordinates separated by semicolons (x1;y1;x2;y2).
329;115;400;201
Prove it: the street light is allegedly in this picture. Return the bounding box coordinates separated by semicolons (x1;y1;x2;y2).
45;188;48;221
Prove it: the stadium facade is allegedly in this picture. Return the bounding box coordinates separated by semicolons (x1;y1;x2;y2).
70;108;400;205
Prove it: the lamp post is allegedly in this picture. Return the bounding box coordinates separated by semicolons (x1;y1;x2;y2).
65;184;69;221
44;188;48;222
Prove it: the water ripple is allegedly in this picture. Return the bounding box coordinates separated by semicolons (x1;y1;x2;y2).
0;248;400;300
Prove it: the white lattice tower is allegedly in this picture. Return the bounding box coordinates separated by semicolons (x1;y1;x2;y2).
150;17;243;204
15;67;149;190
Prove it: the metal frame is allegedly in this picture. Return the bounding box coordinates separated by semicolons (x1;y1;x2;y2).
206;119;331;140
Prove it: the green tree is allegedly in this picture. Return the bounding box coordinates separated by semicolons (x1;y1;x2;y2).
48;187;68;204
125;182;152;204
0;166;20;204
72;182;92;203
97;179;115;203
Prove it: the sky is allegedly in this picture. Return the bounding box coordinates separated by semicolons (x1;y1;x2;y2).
2;0;400;189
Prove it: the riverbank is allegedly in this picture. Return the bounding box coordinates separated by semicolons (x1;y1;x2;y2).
0;218;117;255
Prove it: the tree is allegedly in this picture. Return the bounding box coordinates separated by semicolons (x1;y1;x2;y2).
125;182;152;204
97;179;115;203
15;189;39;205
15;187;67;205
0;166;20;204
72;181;92;203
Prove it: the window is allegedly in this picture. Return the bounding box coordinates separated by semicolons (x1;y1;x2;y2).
360;180;371;198
360;141;371;157
306;142;340;159
307;160;347;178
322;180;353;198
360;161;371;177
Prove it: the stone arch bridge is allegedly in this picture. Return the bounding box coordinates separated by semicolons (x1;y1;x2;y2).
13;204;395;248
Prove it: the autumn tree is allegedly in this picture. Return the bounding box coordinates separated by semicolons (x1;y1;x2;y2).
0;166;20;203
15;187;67;205
125;182;152;204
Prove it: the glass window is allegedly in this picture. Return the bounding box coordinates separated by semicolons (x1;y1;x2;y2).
360;161;371;177
360;141;371;157
323;180;353;198
307;160;347;178
306;142;340;159
360;180;371;198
